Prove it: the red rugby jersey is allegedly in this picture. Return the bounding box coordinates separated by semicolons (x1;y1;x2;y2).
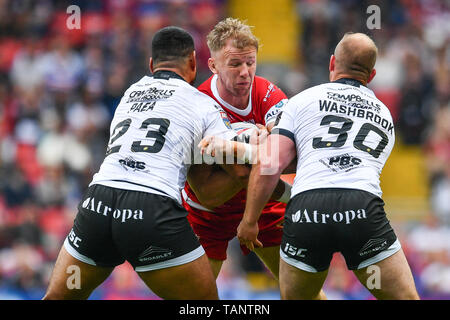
183;74;288;214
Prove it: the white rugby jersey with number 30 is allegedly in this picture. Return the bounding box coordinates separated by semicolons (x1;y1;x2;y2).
90;72;236;203
273;78;395;198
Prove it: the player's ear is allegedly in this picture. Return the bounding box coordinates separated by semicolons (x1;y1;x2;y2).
208;57;218;74
329;55;335;72
329;55;336;82
189;50;197;73
367;68;376;84
149;57;154;73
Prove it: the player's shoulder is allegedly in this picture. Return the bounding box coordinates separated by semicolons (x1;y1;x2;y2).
252;75;287;105
253;76;284;96
193;87;216;104
197;75;214;96
253;75;273;87
195;76;227;111
192;88;223;114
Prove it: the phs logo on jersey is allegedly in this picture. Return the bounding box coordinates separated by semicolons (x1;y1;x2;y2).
319;153;362;172
119;156;150;173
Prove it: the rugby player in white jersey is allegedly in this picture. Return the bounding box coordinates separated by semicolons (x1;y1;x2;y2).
209;32;420;299
43;26;238;300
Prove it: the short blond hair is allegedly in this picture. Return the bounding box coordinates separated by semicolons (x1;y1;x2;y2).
206;18;259;53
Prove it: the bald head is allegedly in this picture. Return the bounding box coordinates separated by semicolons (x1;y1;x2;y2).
330;32;378;85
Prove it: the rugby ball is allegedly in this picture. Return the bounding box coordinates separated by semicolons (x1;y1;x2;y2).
231;122;259;144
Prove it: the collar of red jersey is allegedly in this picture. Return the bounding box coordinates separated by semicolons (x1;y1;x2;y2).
210;74;253;116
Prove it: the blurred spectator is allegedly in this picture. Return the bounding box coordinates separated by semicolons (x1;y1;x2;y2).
397;52;435;145
406;214;450;298
10;35;45;95
39;33;85;93
424;104;450;224
0;166;33;208
66;87;109;138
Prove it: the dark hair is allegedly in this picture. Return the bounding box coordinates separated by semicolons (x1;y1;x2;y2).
151;26;195;65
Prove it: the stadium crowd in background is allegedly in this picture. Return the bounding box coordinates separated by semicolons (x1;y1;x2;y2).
0;0;449;299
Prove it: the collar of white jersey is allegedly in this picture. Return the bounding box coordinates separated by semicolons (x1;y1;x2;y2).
151;70;186;82
210;74;252;116
332;77;375;96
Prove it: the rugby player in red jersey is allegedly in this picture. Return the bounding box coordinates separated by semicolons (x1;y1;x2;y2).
183;19;319;294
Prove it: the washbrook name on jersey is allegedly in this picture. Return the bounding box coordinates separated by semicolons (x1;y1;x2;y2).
318;98;394;135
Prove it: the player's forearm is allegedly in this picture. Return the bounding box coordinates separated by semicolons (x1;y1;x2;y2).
200;138;257;165
225;140;255;164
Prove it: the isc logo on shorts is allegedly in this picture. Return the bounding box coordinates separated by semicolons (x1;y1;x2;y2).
68;229;82;248
291;208;367;224
81;197;144;223
284;243;307;258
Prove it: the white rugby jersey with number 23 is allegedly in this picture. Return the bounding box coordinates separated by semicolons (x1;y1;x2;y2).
273;79;395;198
90;72;236;204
